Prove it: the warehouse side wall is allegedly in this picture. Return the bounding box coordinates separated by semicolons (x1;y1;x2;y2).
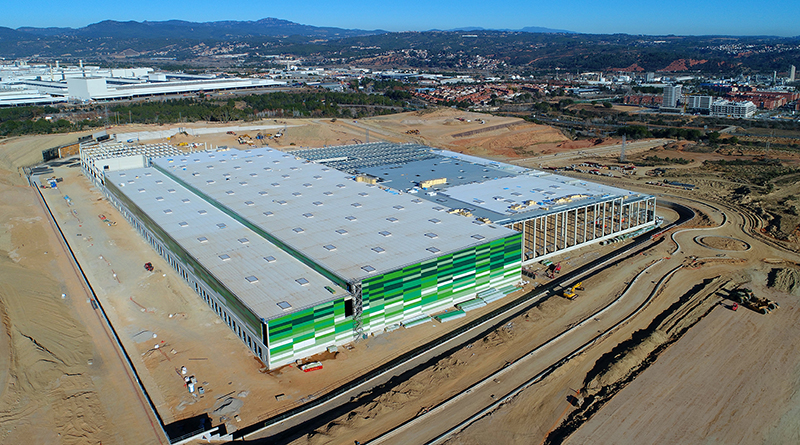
360;233;523;334
104;179;270;363
267;297;354;367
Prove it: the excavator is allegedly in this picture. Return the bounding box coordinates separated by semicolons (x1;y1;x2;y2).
563;282;584;299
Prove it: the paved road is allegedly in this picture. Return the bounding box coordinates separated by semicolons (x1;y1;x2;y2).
240;199;692;442
371;259;677;445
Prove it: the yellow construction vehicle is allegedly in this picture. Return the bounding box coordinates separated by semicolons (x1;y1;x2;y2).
730;288;779;314
563;282;584;299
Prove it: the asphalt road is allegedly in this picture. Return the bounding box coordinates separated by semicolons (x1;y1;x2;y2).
239;200;693;443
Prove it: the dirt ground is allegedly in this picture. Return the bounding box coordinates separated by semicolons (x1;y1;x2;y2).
0;145;164;443
566;262;800;445
2;108;800;444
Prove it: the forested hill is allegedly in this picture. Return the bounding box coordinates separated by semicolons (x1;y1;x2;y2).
0;18;797;73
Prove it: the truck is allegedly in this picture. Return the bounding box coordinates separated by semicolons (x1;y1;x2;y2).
730;288;779;314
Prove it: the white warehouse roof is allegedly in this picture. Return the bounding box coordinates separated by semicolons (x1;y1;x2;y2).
150;147;517;283
105;168;347;321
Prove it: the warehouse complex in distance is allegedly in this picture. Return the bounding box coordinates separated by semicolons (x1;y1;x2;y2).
83;141;656;368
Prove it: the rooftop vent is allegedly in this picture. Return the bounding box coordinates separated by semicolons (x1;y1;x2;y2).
378;231;392;237
277;301;292;310
336;229;348;235
293;227;305;233
163;209;173;214
178;221;188;227
372;247;386;253
429;218;441;224
427;247;441;253
238;238;249;244
323;244;337;251
219;254;231;261
296;278;310;286
198;209;207;215
245;276;259;283
424;233;438;238
264;256;276;263
361;265;376;273
197;236;208;243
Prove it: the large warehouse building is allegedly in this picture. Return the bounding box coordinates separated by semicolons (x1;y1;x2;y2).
97;145;521;367
290;143;658;265
85;141;656;368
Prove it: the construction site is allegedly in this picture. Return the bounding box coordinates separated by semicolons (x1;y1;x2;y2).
1;108;800;444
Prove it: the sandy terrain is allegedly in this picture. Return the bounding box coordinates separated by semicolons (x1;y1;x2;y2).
2;108;799;444
567;262;800;445
0;136;164;443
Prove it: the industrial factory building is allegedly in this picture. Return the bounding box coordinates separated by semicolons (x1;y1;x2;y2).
290;143;658;265
85;142;656;368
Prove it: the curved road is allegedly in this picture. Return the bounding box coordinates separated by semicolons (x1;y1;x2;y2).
241;200;694;443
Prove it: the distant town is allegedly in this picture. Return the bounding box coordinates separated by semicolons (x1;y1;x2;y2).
1;58;797;122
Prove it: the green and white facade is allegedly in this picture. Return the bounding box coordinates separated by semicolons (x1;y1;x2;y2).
97;145;522;368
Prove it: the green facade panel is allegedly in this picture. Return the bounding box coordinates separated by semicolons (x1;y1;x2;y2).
267;297;353;367
360;233;522;334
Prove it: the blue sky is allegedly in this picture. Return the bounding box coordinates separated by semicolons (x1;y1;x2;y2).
5;0;799;36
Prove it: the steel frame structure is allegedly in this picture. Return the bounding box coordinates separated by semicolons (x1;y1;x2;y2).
509;196;657;265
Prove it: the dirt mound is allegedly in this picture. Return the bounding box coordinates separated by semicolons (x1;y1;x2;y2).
767;268;800;296
696;236;750;251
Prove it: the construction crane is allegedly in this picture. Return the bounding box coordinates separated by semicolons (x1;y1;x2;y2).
563;282;584;299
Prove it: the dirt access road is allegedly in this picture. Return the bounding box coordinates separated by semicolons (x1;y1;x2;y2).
444;189;800;445
0;170;165;443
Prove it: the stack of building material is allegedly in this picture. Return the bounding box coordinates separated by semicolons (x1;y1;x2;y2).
457;298;487;312
435;310;466;323
402;314;433;328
